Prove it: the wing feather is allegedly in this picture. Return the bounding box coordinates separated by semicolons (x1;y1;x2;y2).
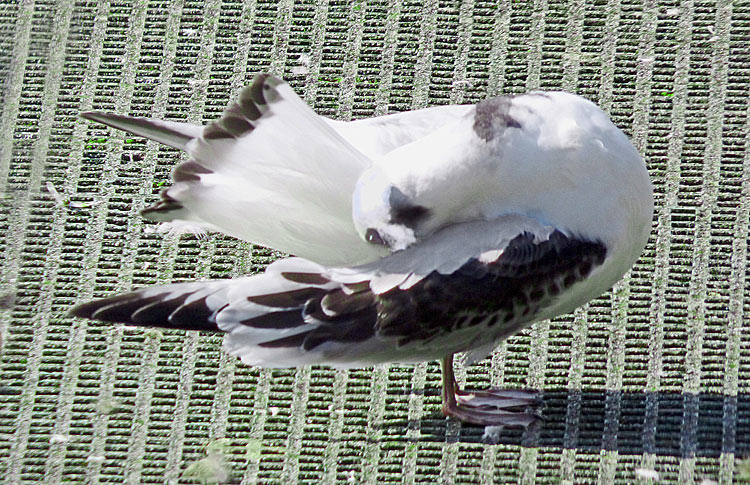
70;216;610;368
79;112;202;150
144;74;384;265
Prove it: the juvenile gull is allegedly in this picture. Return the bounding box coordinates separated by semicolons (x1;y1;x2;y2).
71;74;653;427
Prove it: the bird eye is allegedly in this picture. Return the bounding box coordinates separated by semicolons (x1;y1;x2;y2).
365;228;387;246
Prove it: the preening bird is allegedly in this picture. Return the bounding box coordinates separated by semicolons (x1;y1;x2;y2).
70;74;653;427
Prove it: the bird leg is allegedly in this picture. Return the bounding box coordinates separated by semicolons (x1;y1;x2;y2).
440;354;541;427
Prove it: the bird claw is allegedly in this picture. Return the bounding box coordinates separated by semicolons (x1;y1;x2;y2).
455;388;543;407
443;388;542;427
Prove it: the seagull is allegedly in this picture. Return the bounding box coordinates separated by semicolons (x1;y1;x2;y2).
70;73;653;427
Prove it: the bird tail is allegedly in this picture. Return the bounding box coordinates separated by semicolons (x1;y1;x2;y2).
81;74;382;266
68;258;379;368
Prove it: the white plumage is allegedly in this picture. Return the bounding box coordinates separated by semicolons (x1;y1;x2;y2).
72;74;653;426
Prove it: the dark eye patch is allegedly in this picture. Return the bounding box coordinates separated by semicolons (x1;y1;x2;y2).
388;187;431;228
390;204;430;227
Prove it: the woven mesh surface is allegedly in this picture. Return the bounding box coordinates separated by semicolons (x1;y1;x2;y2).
1;0;749;483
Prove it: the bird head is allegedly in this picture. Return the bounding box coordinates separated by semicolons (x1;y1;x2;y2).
352;166;431;251
352;92;654;259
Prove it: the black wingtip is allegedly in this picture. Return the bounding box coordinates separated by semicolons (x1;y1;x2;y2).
68;291;223;333
79;111;99;122
67;299;99;319
67;293;161;324
140;188;186;222
68;295;128;320
79;110;121;125
202;72;286;141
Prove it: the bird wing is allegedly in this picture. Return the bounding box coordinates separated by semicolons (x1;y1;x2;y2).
80;75;474;266
70;215;609;368
82;75;384;265
142;74;387;265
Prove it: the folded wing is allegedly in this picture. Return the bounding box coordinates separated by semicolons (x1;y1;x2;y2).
70;215;608;368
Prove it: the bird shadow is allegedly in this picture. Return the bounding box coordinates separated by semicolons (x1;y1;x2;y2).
374;389;750;458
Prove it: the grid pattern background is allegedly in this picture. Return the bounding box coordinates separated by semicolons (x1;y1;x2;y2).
0;0;748;483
